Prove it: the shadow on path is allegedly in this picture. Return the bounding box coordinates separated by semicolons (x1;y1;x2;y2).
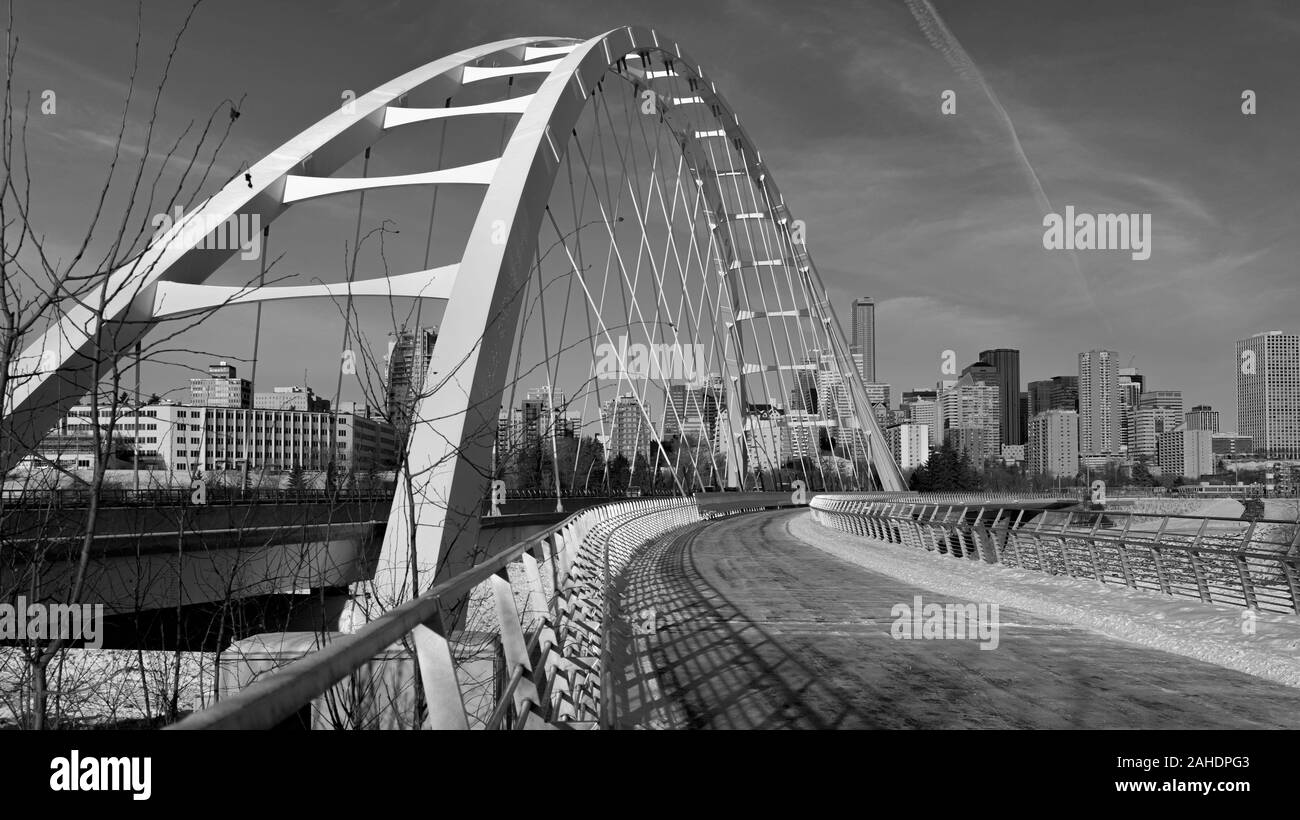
605;510;1300;730
607;519;874;729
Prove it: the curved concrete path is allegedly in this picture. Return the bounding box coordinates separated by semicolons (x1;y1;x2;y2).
604;509;1300;729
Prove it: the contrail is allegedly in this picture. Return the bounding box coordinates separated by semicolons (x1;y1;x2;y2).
905;0;1104;325
905;0;1051;213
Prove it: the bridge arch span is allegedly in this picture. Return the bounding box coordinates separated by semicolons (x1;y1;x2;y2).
4;27;906;613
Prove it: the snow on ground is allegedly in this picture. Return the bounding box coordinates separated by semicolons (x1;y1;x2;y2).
790;512;1300;689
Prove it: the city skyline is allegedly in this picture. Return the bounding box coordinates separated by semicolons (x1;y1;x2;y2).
8;1;1296;432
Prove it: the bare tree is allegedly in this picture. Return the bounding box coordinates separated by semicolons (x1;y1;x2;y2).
0;0;280;728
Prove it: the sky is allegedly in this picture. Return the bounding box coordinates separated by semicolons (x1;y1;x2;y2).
9;0;1300;430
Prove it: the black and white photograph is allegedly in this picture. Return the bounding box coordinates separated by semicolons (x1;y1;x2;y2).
0;0;1295;804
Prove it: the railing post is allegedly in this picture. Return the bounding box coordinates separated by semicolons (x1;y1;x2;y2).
1189;549;1212;603
1053;535;1071;577
491;571;542;728
1281;558;1300;616
1116;545;1136;589
1005;509;1026;567
1236;554;1259;611
902;504;918;549
986;509;1004;564
412;619;470;730
1150;546;1170;595
521;551;557;664
955;506;970;558
1115;516;1136;589
1241;520;1257;553
1086;536;1103;582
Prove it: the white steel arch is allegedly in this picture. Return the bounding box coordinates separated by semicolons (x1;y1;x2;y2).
374;26;906;608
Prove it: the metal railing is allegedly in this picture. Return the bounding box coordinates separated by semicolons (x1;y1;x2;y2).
810;495;1300;615
0;486;395;509
821;490;1076;504
171;496;707;730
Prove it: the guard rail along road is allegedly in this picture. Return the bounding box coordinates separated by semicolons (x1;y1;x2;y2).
172;495;787;730
810;493;1300;616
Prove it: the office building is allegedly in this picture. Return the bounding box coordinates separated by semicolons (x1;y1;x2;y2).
939;377;1000;463
1211;433;1253;457
786;410;820;461
863;383;891;408
1236;331;1300;459
39;400;395;473
851;297;876;383
1027;409;1079;478
337;400;379;419
851;353;865;387
602;393;652;461
1157;426;1215;480
1027;376;1078;417
961;360;999;386
1078;350;1120;455
903;397;939;450
1118;367;1143;453
32;402;181;470
664;377;725;445
790;355;819;415
1185;405;1219;432
254;385;330;412
385;326;438;442
190;361;251;408
744;410;789;474
978;348;1022;446
1118;367;1145;394
1139;390;1183;412
887;423;930;471
1133;406;1184;458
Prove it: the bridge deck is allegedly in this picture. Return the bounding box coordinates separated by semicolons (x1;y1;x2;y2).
607;509;1300;729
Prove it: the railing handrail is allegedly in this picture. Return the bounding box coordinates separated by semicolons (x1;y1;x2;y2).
170;495;697;730
809;494;1300;528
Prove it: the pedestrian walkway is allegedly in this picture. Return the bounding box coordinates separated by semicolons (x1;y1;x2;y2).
604;509;1300;729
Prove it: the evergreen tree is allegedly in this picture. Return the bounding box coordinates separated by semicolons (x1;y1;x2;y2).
632;452;653;492
955;448;983;491
908;461;931;492
1131;458;1159;487
908;440;983;492
608;453;631;493
929;440;958;489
